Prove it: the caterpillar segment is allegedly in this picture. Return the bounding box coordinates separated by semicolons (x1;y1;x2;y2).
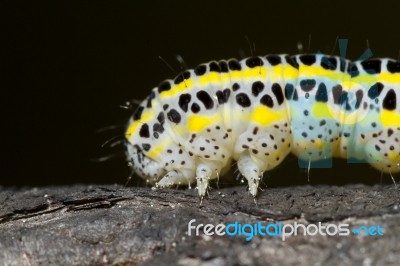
125;54;400;198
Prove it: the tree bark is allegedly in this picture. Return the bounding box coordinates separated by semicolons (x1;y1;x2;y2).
0;184;399;265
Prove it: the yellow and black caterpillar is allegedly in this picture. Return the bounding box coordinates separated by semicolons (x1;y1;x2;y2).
125;54;400;197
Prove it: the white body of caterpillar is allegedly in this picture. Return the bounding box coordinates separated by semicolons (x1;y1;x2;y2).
125;54;400;197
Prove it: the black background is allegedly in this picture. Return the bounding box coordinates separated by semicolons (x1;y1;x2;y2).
2;0;400;187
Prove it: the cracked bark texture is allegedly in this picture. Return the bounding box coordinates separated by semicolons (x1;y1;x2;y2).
0;184;399;266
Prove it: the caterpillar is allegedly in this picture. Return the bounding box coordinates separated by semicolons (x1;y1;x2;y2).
125;54;400;198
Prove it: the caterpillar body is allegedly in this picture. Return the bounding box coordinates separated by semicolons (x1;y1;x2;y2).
125;54;400;197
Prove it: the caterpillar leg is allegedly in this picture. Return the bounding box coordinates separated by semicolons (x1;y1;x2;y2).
195;161;223;198
237;154;263;197
156;170;195;188
196;163;213;198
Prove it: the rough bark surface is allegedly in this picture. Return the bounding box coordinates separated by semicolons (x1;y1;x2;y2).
0;184;399;266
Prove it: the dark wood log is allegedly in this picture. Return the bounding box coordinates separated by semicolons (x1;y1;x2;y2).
0;184;399;265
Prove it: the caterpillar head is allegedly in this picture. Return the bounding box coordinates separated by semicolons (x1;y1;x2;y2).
126;143;166;183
